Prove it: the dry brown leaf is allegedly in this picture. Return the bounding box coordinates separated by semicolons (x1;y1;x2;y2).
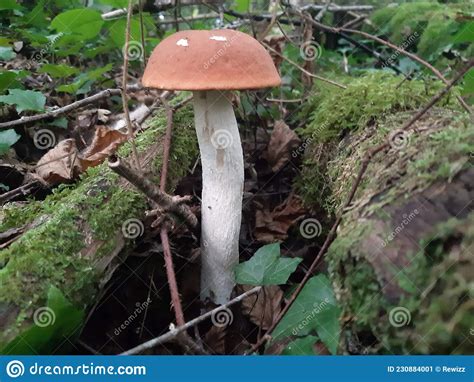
80;125;127;169
34;126;127;185
263;120;301;172
240;285;283;330
255;194;305;243
35;139;82;184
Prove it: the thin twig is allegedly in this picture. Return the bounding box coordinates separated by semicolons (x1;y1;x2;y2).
138;0;147;65
247;60;473;354
108;157;198;231
0;89;128;129
0;181;40;205
262;42;347;89
120;287;261;355
122;0;142;171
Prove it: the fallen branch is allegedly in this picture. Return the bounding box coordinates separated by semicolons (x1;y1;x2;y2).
120;286;261;355
248;60;474;354
0;87;141;130
108;156;198;232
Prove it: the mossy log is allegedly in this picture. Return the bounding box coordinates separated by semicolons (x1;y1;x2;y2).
0;106;198;354
298;73;473;354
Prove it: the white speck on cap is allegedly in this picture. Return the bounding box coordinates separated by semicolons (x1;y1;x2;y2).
210;36;227;41
176;38;189;47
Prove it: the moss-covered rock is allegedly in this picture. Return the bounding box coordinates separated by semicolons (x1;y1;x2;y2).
296;68;473;354
296;72;461;209
0;106;198;353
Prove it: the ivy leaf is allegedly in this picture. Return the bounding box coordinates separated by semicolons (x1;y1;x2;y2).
51;9;104;42
0;46;15;61
0;89;46;113
0;129;21;155
39;63;79;78
271;274;341;354
235;243;302;285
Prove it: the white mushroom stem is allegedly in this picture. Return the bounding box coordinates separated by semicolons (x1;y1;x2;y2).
193;90;244;304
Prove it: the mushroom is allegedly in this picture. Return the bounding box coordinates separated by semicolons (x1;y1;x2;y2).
142;30;281;304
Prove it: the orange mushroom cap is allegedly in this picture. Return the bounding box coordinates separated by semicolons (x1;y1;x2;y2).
142;29;281;91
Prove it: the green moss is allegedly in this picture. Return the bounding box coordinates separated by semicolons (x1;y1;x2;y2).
300;72;459;144
0;106;198;350
296;71;465;211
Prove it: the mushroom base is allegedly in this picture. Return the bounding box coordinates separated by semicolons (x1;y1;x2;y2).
193;90;244;304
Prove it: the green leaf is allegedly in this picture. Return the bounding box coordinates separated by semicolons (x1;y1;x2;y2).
0;129;20;155
0;71;18;92
97;0;129;6
453;21;474;44
0;89;46;113
281;335;319;355
56;63;112;94
271;274;341;354
461;68;474;97
0;47;16;61
49;117;68;129
235;0;251;12
1;286;84;355
39;63;79;78
107;16;145;48
51;9;104;41
234;243;302;285
0;0;23;11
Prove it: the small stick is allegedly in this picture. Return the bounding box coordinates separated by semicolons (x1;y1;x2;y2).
262;42;347;89
247;60;473;354
122;0;142;171
108;157;198;231
120;287;261;355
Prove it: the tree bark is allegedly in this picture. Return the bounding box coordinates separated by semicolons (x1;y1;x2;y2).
305;107;473;354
